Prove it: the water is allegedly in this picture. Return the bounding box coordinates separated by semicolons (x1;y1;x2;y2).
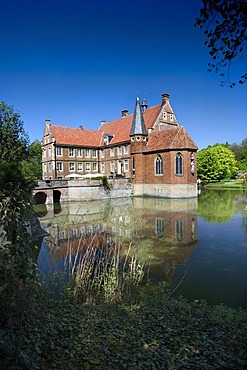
35;189;247;308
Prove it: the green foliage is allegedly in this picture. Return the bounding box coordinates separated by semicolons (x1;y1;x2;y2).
230;137;247;173
0;101;29;161
1;287;247;369
195;0;247;87
22;140;42;182
198;144;238;181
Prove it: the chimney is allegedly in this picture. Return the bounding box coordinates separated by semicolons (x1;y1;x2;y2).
161;93;170;105
101;120;106;126
121;109;129;117
45;119;51;126
79;125;84;130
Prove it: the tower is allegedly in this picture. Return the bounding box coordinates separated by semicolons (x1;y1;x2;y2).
130;97;148;184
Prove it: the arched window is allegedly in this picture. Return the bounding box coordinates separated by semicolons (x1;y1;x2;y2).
175;153;183;175
155;155;163;175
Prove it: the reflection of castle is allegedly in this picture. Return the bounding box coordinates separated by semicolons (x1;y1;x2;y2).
37;197;198;282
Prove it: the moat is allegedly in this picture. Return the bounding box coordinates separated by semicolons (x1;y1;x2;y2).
35;189;247;308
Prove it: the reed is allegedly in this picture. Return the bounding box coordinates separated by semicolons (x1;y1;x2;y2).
63;233;145;303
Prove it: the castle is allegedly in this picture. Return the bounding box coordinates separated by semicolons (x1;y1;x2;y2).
41;93;197;198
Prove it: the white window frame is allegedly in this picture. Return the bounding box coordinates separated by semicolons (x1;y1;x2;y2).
124;159;129;172
155;155;163;175
101;162;105;173
56;162;63;171
92;162;97;172
77;148;82;157
85;162;91;171
85;148;90;158
69;148;75;157
124;145;128;154
56;147;62;156
69;162;75;171
118;146;122;155
110;147;114;157
101;149;105;158
92;149;97;158
77;162;83;171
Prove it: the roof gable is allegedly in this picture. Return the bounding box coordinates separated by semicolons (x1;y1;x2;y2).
145;126;197;152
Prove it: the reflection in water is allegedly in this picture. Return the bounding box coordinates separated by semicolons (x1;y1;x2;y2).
35;190;247;307
198;189;238;223
35;197;198;286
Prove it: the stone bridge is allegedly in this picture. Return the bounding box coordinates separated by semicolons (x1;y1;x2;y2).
33;179;133;204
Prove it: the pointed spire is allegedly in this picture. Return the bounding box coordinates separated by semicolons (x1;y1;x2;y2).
130;97;147;136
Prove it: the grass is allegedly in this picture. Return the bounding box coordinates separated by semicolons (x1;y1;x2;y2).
205;179;247;189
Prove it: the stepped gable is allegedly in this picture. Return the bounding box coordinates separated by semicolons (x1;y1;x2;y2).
145;126;197;153
50;125;102;146
99;104;162;144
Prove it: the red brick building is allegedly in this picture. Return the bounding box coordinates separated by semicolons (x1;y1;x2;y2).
41;93;198;198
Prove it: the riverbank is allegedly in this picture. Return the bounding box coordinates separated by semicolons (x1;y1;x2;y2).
2;286;247;369
202;179;246;190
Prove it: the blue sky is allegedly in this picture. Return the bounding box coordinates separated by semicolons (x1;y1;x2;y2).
1;0;246;150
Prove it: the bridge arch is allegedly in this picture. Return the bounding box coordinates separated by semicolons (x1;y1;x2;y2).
34;191;47;204
53;190;61;203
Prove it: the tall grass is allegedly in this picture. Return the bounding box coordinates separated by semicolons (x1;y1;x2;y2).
63;233;145;304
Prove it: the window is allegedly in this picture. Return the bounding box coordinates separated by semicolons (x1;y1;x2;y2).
85;162;91;171
170;114;174;121
69;148;74;156
159;124;164;131
48;162;52;172
69;162;75;171
92;149;97;158
71;228;77;238
101;162;105;173
101;149;104;158
56;147;62;156
111;161;115;173
124;145;128;154
77;162;83;171
118;146;122;155
110;147;114;156
85;149;90;158
156;219;164;237
57;162;63;171
124;159;129;172
77;148;82;157
155;155;163;175
163;111;167;120
92;162;97;171
176;220;184;241
175;153;183;175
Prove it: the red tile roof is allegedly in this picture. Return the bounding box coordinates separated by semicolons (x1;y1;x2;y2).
99;104;162;144
50;126;103;146
145;126;198;152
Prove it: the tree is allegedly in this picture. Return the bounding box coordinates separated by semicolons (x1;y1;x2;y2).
22;140;42;182
197;144;238;181
229;137;247;172
0;101;29;161
195;0;247;87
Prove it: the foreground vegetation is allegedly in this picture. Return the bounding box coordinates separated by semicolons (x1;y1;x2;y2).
1;283;247;369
